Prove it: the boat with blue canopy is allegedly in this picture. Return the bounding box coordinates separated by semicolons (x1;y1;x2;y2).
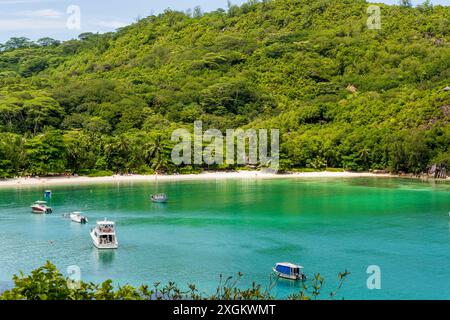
273;262;306;281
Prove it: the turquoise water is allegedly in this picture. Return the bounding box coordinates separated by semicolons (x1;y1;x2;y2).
0;177;449;300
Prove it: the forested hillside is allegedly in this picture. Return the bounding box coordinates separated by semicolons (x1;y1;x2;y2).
0;0;449;177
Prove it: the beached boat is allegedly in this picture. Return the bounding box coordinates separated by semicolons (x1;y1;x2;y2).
31;201;52;214
151;193;168;203
273;262;306;281
90;219;118;249
69;212;88;224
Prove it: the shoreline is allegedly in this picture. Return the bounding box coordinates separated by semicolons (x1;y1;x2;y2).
0;170;445;188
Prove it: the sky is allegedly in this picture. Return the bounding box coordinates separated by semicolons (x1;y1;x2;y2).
0;0;449;43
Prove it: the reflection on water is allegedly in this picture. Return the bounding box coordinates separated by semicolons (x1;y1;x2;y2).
272;276;305;295
93;249;116;267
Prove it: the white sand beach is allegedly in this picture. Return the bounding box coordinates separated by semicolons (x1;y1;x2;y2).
0;171;398;188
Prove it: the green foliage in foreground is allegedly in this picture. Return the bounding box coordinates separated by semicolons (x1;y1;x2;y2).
0;0;449;177
0;261;349;300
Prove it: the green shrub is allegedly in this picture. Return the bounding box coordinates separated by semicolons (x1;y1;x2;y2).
0;261;350;301
86;170;114;177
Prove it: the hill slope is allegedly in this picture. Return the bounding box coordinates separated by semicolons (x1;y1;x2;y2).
0;0;449;176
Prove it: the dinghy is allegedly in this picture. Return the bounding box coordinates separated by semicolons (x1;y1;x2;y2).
69;212;88;224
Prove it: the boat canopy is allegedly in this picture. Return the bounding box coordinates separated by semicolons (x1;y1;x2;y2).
275;263;303;275
34;201;47;204
276;262;303;269
97;221;115;226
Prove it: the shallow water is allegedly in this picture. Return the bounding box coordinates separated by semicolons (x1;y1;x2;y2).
0;177;449;299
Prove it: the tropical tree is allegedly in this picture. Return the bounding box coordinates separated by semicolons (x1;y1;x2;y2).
25;130;66;175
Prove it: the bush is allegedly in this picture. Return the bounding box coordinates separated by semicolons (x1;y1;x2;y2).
85;170;114;177
0;261;350;300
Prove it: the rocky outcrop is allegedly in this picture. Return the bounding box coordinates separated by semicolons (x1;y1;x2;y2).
428;164;447;179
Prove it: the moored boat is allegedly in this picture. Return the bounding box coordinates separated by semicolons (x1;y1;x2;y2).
151;193;168;203
90;219;118;249
31;201;52;214
273;262;306;281
69;212;88;224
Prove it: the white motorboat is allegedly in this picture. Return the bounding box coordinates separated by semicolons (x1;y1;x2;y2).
69;212;88;224
90;219;118;249
151;193;168;203
31;201;52;214
273;262;306;281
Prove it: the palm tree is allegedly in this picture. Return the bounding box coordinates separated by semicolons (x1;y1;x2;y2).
114;135;130;173
145;134;171;173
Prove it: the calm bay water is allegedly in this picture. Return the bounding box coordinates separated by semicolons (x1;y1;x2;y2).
0;177;449;299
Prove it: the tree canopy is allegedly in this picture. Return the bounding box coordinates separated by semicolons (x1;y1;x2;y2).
0;0;449;177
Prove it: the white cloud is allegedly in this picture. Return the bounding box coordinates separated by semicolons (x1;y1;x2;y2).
0;7;65;31
0;18;65;31
0;0;45;4
96;20;128;29
18;9;63;19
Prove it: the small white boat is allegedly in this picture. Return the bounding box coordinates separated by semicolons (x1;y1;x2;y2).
90;219;118;249
273;262;306;281
69;212;88;224
151;193;168;203
31;201;52;214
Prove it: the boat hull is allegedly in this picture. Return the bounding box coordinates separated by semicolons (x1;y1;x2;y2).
151;195;168;203
151;199;168;203
31;206;52;214
272;268;306;281
70;214;88;224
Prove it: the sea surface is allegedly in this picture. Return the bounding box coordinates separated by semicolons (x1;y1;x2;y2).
0;177;449;299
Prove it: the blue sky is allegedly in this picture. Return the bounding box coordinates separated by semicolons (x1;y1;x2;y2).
0;0;448;43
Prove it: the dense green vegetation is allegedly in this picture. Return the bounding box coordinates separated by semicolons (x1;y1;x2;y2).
0;261;349;300
0;0;449;177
